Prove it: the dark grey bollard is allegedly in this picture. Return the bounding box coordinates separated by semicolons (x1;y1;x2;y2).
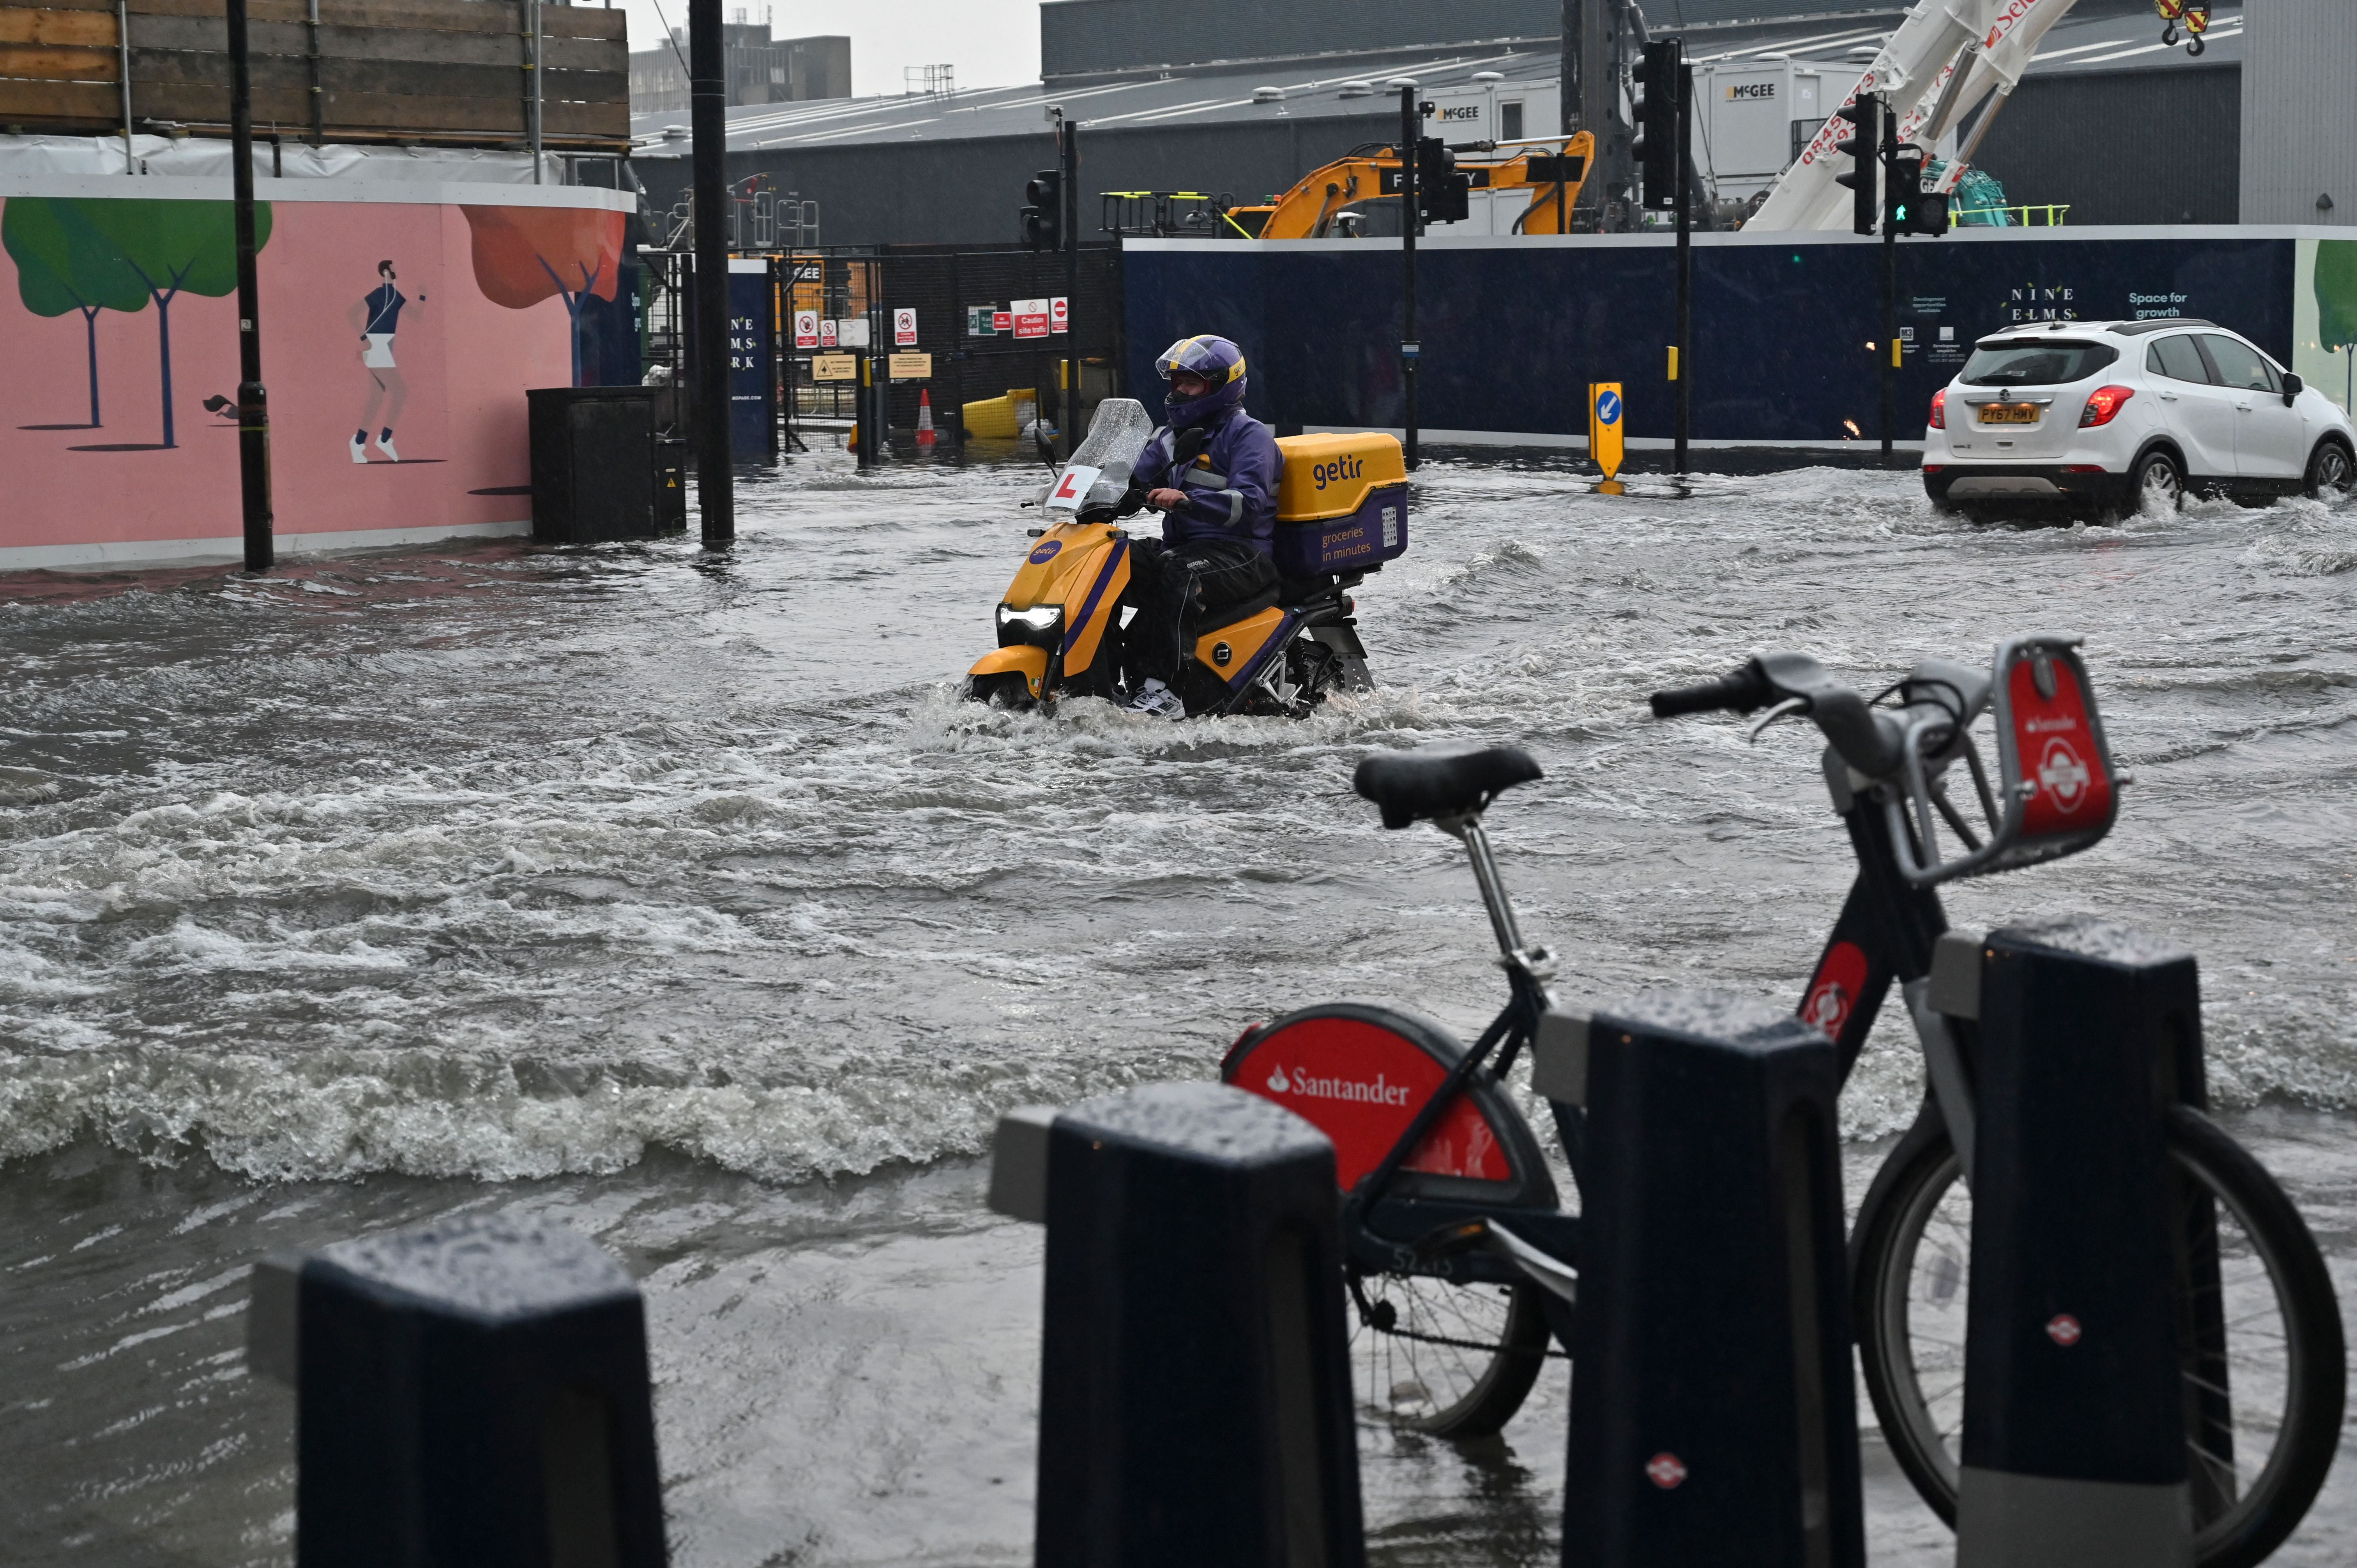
992;1081;1366;1568
1539;992;1863;1568
1946;918;2200;1567
259;1213;666;1568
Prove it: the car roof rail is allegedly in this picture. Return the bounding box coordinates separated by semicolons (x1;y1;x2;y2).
2111;318;2217;337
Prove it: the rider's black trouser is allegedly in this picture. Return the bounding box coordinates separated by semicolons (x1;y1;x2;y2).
1122;537;1279;686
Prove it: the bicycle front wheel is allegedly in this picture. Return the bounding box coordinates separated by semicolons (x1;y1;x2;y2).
1345;1268;1551;1439
1853;1104;2345;1568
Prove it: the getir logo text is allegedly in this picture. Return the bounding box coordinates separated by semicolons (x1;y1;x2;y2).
1312;454;1364;491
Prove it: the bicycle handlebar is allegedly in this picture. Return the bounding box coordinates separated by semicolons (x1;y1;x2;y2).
1650;653;1910;778
1649;665;1772;719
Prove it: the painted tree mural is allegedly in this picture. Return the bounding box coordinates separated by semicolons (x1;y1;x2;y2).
4;198;147;429
0;196;270;447
461;205;625;387
2319;240;2357;408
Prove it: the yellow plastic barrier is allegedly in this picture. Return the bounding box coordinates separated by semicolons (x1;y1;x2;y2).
962;388;1039;440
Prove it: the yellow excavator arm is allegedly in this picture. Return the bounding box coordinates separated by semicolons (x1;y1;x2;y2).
1227;131;1596;239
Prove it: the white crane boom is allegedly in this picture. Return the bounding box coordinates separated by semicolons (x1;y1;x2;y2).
1745;0;2082;232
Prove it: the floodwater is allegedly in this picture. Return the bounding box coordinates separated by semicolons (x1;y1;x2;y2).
3;444;2355;1565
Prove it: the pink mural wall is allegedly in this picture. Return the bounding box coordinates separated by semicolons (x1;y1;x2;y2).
0;182;629;569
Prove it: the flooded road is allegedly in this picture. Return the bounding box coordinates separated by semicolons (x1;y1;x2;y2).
4;446;2355;1563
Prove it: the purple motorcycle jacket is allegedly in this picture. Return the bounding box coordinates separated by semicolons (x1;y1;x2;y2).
1139;407;1280;556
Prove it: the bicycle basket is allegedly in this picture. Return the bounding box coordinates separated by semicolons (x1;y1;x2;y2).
1885;635;2120;887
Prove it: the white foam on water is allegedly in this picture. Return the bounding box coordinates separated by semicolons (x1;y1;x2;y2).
2;451;2353;1181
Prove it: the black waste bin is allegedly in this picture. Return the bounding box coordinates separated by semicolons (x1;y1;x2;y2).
653;434;687;530
528;387;660;543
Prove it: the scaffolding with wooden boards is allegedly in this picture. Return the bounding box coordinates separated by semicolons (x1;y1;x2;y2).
0;0;627;154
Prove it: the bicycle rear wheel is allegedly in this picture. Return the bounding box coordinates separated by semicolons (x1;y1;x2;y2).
1345;1267;1551;1439
1852;1105;2345;1568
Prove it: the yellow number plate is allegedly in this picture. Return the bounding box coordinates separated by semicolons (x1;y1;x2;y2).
1978;403;2039;425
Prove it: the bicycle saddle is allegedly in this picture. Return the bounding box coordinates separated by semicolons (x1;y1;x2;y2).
1354;742;1542;829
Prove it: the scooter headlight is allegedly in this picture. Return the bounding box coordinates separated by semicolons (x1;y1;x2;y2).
996;602;1065;648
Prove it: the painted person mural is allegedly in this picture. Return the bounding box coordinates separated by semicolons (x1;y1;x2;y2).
460;204;625;387
1;196;270;448
349;258;424;462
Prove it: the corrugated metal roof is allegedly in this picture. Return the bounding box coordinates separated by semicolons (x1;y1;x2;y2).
629;2;2239;157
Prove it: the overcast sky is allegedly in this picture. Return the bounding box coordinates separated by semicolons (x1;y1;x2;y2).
613;0;1049;99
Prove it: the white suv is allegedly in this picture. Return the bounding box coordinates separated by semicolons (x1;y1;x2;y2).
1922;320;2356;516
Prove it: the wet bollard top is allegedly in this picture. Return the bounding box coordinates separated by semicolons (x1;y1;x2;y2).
992;1081;1367;1568
1545;991;1864;1568
250;1213;667;1568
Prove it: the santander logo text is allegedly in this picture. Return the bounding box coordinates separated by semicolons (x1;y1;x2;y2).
1265;1064;1412;1107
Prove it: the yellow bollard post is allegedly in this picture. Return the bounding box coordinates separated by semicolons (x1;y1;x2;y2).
1589;382;1626;493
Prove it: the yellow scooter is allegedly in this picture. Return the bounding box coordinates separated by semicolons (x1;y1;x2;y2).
963;399;1406;719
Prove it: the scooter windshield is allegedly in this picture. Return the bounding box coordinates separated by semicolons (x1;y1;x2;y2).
1043;398;1156;518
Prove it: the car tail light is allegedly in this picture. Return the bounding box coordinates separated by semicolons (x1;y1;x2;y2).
2062;464;2107;474
1922;464;1945;474
1928;387;1946;430
2079;385;2135;427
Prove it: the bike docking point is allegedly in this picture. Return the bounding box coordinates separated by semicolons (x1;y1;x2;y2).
1534;992;1864;1568
989;1082;1367;1568
1935;918;2204;1568
246;1214;666;1568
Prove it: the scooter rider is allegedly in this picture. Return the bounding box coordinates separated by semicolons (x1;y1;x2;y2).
1122;335;1283;717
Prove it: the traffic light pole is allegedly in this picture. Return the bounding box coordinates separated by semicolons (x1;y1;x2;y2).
1061;116;1079;461
1399;83;1420;471
689;0;733;543
1673;61;1692;475
227;0;272;573
1880;102;1898;465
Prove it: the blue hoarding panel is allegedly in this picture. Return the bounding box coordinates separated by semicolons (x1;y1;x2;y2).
1124;233;2295;447
729;268;776;455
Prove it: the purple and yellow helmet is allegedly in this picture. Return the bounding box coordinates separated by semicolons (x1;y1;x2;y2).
1155;334;1249;427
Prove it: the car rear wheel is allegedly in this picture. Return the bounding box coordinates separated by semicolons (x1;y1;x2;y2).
2305;439;2354;500
2132;448;2185;514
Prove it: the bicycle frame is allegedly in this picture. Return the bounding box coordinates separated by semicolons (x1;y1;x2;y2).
1343;746;1978;1275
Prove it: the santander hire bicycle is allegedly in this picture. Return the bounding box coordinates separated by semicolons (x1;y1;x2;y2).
1218;635;2342;1568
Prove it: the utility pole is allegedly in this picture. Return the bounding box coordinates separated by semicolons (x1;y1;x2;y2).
1880;99;1898;465
1398;81;1419;470
689;0;733;544
1673;53;1692;474
1061;113;1079;460
226;0;272;572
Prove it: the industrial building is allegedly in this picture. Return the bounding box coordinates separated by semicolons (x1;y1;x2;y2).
624;0;2346;249
627;19;849;114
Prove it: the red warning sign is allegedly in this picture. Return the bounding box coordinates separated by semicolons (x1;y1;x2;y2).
1050;295;1069;334
2046;1314;2083;1347
1645;1452;1688;1490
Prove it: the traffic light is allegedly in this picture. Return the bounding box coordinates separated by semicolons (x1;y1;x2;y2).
1021;168;1062;251
1415;136;1470;225
1832;95;1880;236
1883;145;1951;236
1631;39;1684;210
1885;144;1923;231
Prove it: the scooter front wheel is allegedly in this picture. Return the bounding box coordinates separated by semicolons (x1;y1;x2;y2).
962;671;1034;709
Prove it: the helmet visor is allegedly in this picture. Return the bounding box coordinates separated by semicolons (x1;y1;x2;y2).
1155;336;1237;383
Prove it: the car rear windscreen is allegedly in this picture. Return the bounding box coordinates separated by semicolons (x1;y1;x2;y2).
1960;341;2120;387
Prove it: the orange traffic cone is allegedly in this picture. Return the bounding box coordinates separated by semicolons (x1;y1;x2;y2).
916;387;936;449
